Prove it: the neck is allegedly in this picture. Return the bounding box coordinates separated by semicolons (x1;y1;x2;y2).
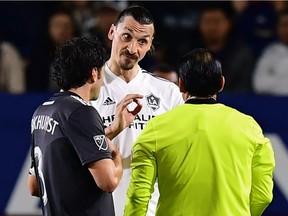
69;87;90;102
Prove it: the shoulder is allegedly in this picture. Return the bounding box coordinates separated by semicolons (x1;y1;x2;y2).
221;104;256;124
0;41;22;59
141;68;179;88
53;93;97;117
1;41;20;53
262;42;285;56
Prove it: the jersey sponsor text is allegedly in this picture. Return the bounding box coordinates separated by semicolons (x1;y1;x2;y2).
102;114;155;130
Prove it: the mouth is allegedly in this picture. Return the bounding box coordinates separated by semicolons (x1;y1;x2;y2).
122;52;138;60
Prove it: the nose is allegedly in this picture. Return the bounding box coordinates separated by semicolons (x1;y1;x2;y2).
127;40;137;54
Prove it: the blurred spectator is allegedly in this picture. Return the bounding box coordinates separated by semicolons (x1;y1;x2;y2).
26;9;78;92
63;1;128;61
253;9;288;95
233;1;277;58
61;1;96;38
89;2;127;52
231;0;249;14
0;34;25;93
150;63;179;86
271;1;288;13
192;2;255;93
140;1;204;68
0;1;58;65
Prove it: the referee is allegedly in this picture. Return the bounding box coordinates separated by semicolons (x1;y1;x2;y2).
28;37;142;216
124;48;275;216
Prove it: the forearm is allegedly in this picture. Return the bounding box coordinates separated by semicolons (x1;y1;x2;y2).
28;174;40;197
112;152;123;185
105;124;122;140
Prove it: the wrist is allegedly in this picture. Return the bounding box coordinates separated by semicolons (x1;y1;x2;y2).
105;123;121;140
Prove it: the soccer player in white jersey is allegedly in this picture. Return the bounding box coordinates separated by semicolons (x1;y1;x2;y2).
90;5;184;216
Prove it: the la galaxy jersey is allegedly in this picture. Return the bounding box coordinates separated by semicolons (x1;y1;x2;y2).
31;91;114;216
90;64;184;216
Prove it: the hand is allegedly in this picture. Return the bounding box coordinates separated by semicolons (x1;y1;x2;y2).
105;94;143;139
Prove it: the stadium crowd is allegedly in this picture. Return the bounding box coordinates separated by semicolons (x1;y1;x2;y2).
0;1;288;95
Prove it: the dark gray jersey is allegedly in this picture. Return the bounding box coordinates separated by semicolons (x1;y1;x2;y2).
31;91;114;216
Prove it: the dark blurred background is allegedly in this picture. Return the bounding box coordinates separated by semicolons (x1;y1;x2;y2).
0;0;288;96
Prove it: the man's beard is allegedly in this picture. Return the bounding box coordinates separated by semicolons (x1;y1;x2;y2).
119;51;138;70
119;60;134;70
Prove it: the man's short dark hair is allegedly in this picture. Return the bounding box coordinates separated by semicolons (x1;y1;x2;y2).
179;48;223;97
115;5;154;26
52;37;106;90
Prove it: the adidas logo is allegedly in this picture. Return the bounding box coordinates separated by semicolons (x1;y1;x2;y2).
103;97;116;105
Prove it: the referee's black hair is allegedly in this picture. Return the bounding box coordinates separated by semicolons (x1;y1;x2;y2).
52;37;106;90
115;4;155;55
179;48;223;97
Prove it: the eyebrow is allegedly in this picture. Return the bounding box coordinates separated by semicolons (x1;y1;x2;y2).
124;27;152;38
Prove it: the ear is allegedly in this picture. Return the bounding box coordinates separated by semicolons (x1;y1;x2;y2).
108;24;115;41
90;68;101;82
218;75;225;92
179;78;186;93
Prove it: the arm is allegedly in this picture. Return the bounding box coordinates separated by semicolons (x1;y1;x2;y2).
124;122;157;216
250;123;275;216
88;138;123;192
27;164;39;197
105;94;143;140
28;174;39;197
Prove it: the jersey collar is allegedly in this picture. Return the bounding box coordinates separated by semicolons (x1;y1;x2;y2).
185;98;217;104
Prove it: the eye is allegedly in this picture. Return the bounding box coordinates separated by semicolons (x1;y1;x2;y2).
122;33;131;42
138;39;148;46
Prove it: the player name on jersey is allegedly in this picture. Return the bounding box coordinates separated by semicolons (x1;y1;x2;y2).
31;115;59;135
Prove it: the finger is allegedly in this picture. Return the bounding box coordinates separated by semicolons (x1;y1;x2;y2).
130;103;143;116
125;94;143;100
118;97;142;110
116;94;143;108
121;94;143;104
120;99;134;109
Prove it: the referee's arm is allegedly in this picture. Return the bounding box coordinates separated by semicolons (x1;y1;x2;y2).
124;122;157;216
250;133;275;216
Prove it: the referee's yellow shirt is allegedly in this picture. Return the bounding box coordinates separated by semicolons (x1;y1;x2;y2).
124;101;275;216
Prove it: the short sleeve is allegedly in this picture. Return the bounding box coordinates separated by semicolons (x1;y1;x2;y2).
250;119;275;216
170;84;184;108
65;105;112;166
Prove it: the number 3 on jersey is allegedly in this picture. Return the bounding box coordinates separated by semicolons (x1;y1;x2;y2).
34;146;48;205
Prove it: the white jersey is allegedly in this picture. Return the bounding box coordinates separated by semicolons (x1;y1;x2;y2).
91;64;184;216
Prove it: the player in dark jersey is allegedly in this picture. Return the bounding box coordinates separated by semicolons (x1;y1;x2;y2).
28;37;143;216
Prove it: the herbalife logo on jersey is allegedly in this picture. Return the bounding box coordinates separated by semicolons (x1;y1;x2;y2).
146;93;160;111
93;135;108;150
103;97;116;105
